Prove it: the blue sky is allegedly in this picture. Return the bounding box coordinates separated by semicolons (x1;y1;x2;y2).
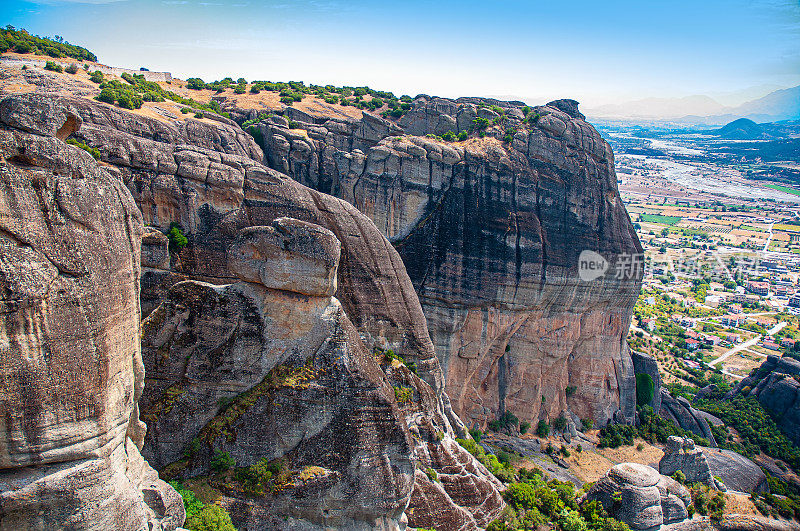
3;0;799;106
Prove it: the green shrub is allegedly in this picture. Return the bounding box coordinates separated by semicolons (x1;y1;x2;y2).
672;470;686;484
469;428;482;441
552;416;568;431
505;482;537;509
235;457;276;495
566;386;577;397
65;62;78;74
185;504;236;531
536;420;550;437
520;421;531;434
393;386;413;404
636;373;655;406
66;138;100;160
194;111;204;118
441;130;456;142
210;450;235;473
96;88;116;104
183;438;201;459
89;70;103;83
186;77;207;90
471;117;490;131
458;131;468;141
169;482;205;522
424;467;438;482
168;225;188;252
44;60;63;73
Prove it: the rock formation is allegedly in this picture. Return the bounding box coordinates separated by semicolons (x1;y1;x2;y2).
703;448;768;494
584;462;693;531
0;67;507;528
247;95;643;429
728;356;800;446
140;218;417;529
0;94;184;530
632;351;718;445
659;437;717;489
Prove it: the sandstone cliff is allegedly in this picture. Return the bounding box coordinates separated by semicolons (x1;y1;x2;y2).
244;95;643;429
0;94;184;530
0;65;506;529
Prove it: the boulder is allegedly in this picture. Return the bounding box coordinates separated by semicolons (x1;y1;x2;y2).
229;217;340;296
584;463;691;531
142;227;171;269
703;448;768;494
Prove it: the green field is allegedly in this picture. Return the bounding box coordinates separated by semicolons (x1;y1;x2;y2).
765;184;800;197
640;214;682;225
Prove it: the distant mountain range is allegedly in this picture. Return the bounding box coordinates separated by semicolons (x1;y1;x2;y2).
585;85;800;124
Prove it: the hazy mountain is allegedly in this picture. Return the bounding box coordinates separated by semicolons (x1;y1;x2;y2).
586;95;726;120
731;86;800;122
585;85;800;124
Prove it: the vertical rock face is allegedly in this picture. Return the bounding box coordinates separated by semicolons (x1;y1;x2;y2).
251;96;643;427
0;94;184;530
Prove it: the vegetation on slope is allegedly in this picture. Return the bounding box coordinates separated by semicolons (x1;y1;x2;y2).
0;26;97;61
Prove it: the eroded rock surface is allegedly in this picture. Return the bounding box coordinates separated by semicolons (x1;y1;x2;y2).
0;93;184;530
660;390;718;446
141;219;417;529
659;437;717;489
249;95;643;428
703;448;768;494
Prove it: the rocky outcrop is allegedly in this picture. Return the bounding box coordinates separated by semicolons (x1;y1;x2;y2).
249;95;643;428
584;463;692;531
728;356;800;446
0;94;184;529
0;66;509;526
659;437;717;489
140;219;417;529
660;390;718;446
703;448;768;494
